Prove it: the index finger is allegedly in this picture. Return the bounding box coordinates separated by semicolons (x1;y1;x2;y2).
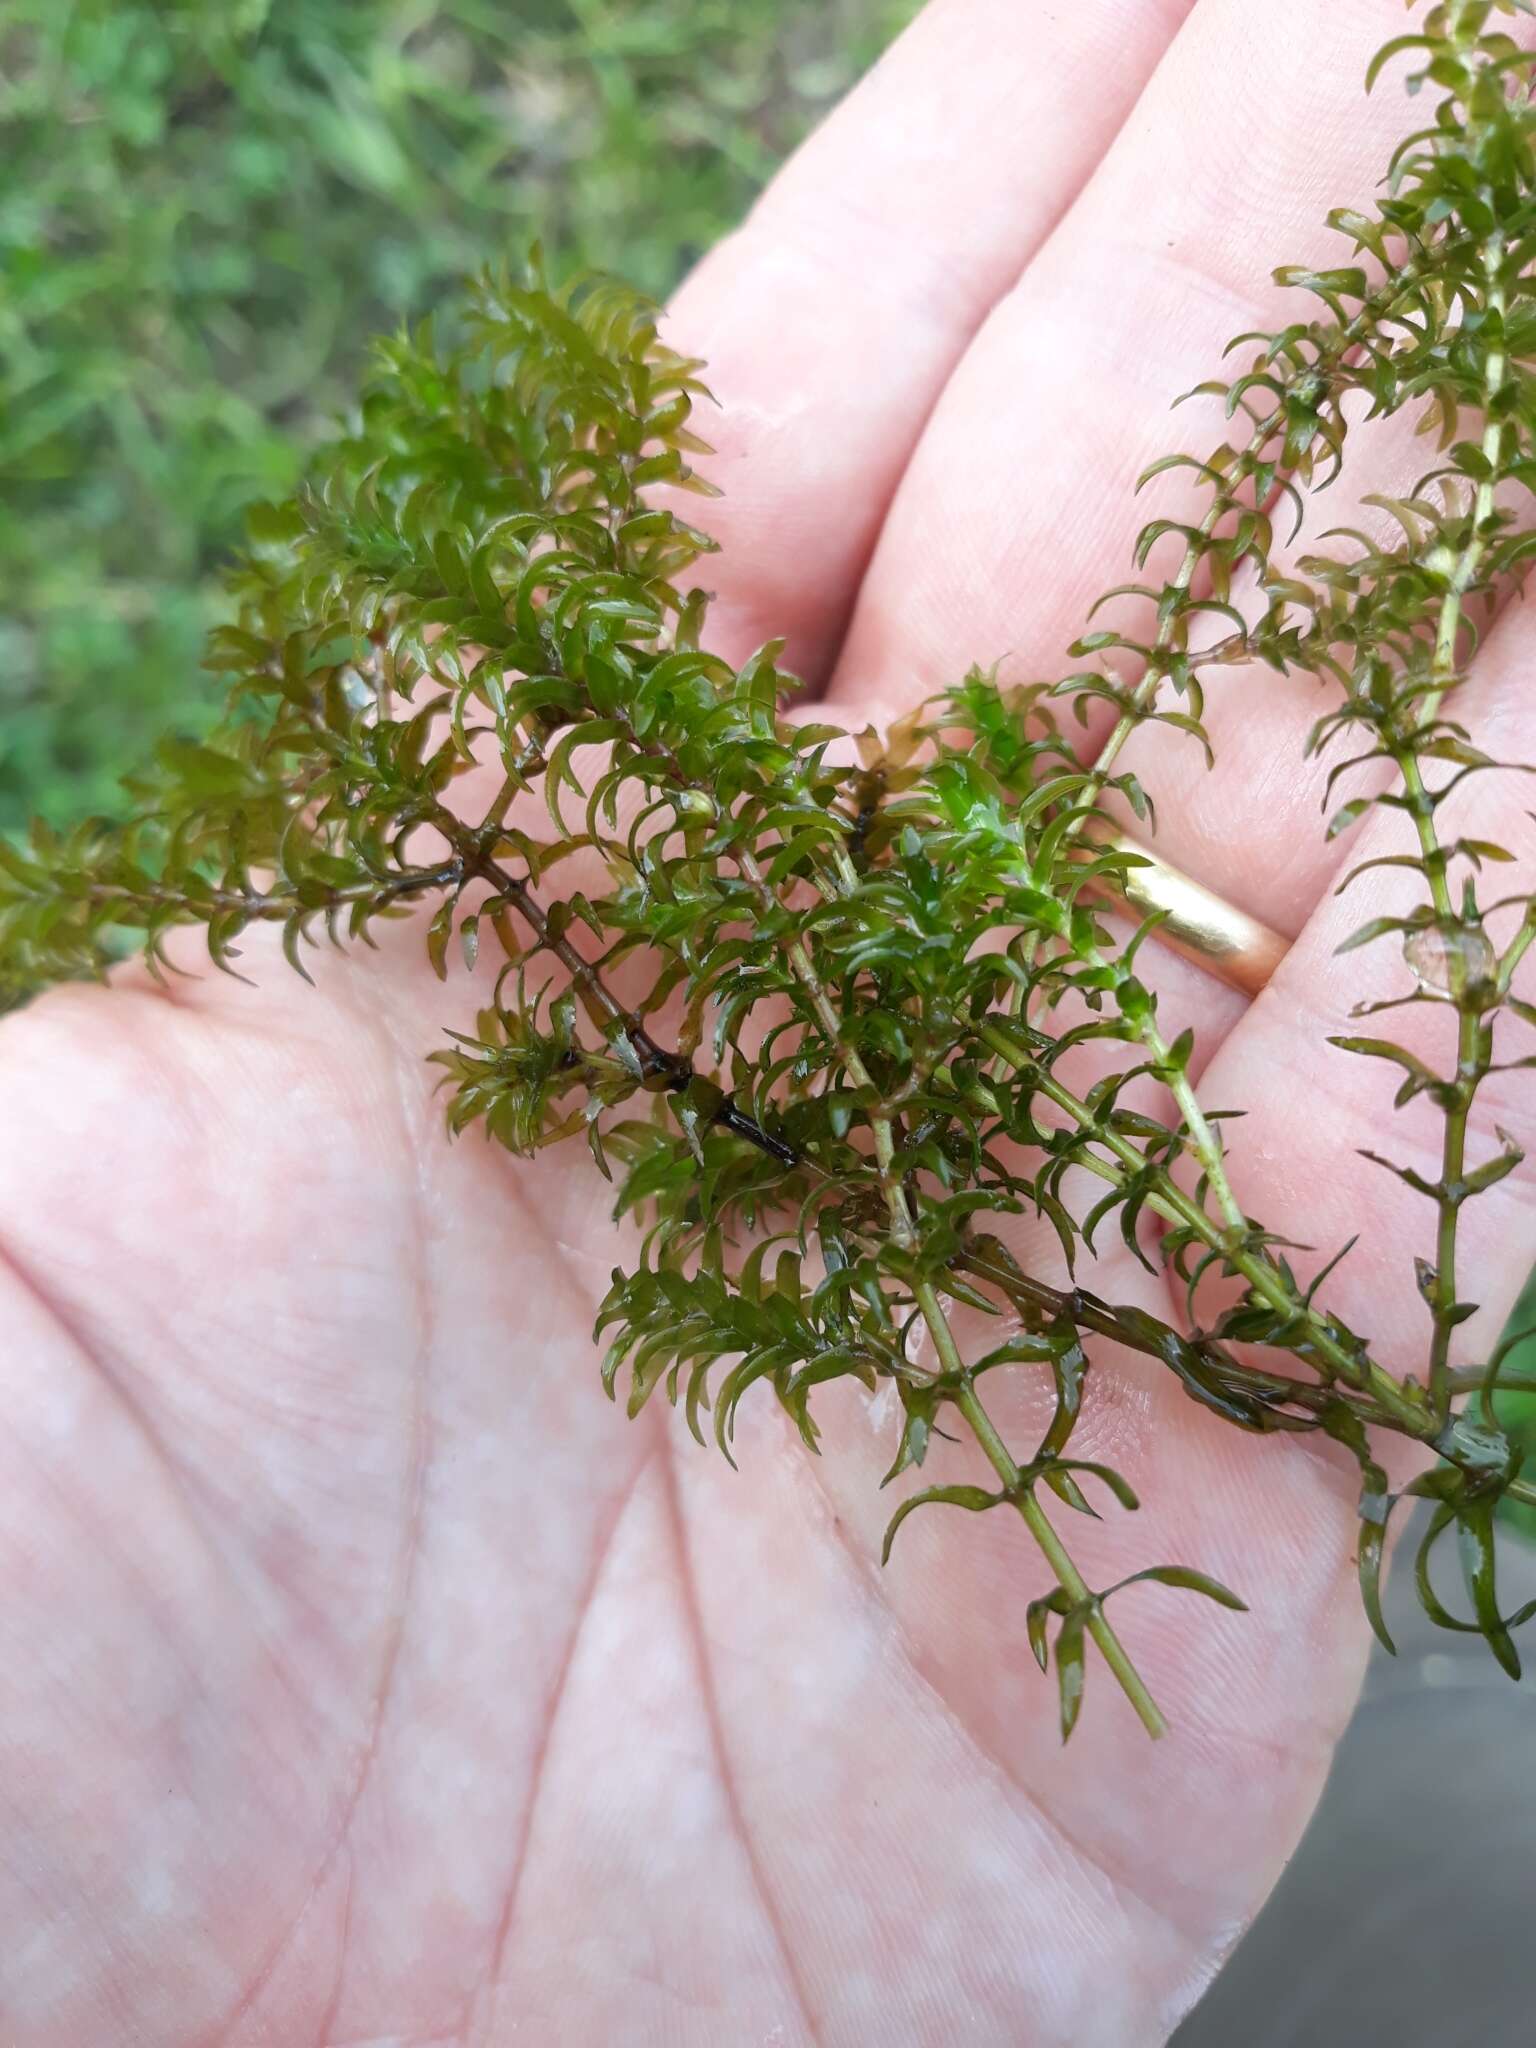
662;0;1197;675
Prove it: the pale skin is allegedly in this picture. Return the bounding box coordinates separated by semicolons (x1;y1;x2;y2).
5;1;1536;2041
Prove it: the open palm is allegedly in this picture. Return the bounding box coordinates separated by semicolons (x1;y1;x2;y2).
5;2;1535;2042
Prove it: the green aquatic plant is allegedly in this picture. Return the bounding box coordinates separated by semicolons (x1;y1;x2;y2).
5;0;1536;1741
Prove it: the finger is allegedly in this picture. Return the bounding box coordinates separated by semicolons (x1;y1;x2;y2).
661;0;1198;676
822;0;1442;716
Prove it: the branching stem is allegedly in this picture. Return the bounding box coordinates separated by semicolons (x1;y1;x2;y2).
734;847;1168;1729
1077;236;1452;818
974;1018;1432;1434
954;1376;1167;1740
1391;226;1507;1422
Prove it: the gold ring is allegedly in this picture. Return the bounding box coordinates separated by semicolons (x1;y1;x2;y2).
1091;833;1289;998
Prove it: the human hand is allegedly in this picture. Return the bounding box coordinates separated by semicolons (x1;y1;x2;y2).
4;2;1534;2043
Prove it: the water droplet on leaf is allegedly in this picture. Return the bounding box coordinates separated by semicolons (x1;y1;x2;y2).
1403;921;1494;996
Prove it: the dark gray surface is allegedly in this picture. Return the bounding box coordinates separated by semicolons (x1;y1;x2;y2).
1172;1516;1536;2048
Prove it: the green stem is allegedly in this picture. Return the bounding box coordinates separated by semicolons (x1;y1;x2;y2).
1144;1025;1246;1229
954;1377;1166;1740
1498;917;1535;994
1077;239;1451;815
1426;1005;1479;1418
909;1278;1162;1734
1044;916;1251;1234
954;1241;1396;1426
1055;217;1506;1424
1390;226;1506;1421
78;860;462;925
734;843;1171;1735
984;247;1455;1085
975;1017;1431;1434
1448;1365;1536;1398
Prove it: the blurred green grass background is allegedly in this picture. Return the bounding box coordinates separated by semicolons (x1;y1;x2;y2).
0;0;915;829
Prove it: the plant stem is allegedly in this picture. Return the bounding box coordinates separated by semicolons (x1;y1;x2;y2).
1042;227;1498;1418
426;812;800;1162
78;859;461;926
732;846;1170;1731
1498;917;1535;993
954;1242;1380;1425
1389;226;1506;1421
1075;239;1451;817
982;250;1452;1081
1080;929;1250;1235
975;1017;1432;1433
954;1376;1167;1740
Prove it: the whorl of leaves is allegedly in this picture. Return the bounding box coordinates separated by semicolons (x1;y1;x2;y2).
6;1;1536;1739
